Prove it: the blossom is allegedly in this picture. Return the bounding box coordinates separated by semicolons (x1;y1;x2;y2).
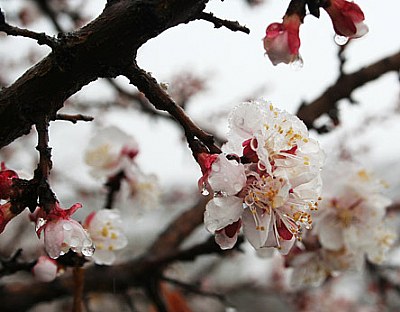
263;14;302;66
84;209;128;265
34;202;94;259
32;256;58;282
309;161;396;272
324;0;368;39
202;101;324;254
85;126;139;177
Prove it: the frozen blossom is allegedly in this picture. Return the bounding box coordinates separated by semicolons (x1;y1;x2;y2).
84;209;128;265
200;100;324;254
33;203;94;259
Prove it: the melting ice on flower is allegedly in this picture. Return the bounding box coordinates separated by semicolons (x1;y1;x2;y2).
84;209;128;265
201;100;324;254
33;202;95;259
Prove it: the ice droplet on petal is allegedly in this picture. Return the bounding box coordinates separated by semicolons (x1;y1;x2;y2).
83;239;92;247
245;195;254;206
69;237;79;247
63;223;72;231
233;183;243;193
334;34;349;46
82;245;95;257
290;56;304;71
201;183;210;196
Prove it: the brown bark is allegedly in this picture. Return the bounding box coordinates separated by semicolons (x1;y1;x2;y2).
297;50;400;128
0;0;209;149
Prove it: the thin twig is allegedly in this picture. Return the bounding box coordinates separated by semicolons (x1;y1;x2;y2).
35;116;57;212
0;23;58;49
73;267;84;312
123;62;221;158
55;113;94;123
104;170;125;209
198;12;250;34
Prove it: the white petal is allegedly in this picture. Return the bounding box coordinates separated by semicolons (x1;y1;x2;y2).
215;231;239;250
204;197;243;233
208;155;246;195
242;208;271;249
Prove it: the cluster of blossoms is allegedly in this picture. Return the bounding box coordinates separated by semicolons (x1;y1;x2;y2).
31;203;127;266
263;0;368;66
288;161;396;287
199;100;324;254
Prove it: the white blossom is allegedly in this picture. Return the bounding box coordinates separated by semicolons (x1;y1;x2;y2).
202;100;324;254
85;126;138;177
85;209;128;265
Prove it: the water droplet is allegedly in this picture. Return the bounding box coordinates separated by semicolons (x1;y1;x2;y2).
233;183;243;192
82;245;95;257
245;195;254;206
83;239;92;247
69;237;80;248
226;307;237;312
201;184;210;196
334;34;349;46
35;218;46;232
214;191;227;197
290;56;304;71
63;223;72;231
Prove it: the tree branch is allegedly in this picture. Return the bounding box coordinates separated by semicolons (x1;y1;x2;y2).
198;12;250;34
123;62;221;157
296;50;400;129
0;0;209;149
0;23;58;49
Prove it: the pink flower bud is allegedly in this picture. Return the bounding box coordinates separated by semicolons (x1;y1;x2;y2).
324;0;368;38
263;14;302;66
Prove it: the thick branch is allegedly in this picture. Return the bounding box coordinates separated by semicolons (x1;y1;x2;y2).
297;50;400;128
0;0;209;149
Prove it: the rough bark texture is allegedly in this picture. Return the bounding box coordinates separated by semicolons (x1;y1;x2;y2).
0;0;208;148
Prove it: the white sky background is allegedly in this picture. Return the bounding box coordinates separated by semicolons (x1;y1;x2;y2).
1;0;400;200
